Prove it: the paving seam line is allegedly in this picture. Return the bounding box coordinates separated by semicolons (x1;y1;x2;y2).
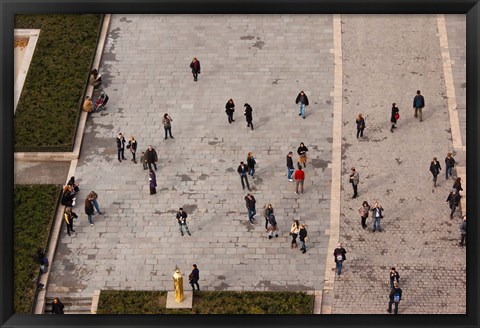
15;14;112;162
436;14;466;216
33;14;112;314
319;13;343;315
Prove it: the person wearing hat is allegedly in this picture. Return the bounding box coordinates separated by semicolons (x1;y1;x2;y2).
333;243;347;275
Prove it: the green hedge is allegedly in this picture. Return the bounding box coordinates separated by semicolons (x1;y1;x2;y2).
14;15;103;152
14;184;61;313
97;290;315;314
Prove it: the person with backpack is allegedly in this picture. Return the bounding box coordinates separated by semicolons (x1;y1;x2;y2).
225;99;235;124
295;90;309;119
333;243;347;275
176;208;191;236
387;281;402;314
445;152;456;180
389;267;400;289
244;193;256;223
356;113;365;138
371;202;384;232
390;103;399;132
189;264;200;290
459;215;466;247
267;213;279;239
190;57;201;81
429;157;442;187
51;297;65;314
413;90;425;122
446;189;461;219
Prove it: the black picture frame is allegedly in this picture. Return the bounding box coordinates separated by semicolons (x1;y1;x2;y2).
1;1;478;328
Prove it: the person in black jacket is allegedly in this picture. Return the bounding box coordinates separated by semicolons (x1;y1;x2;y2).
247;152;256;178
286;151;294;181
189;264;200;290
299;224;308;253
190;57;201;81
429;157;441;187
333;244;347;275
387;282;402;314
51;297;65;314
225;99;235;123
244;103;254;131
146;145;158;171
295;91;309;119
356;113;365;138
127;135;138;164
176;208;191;236
389;267;400;289
85;197;95;226
445;152;455;180
453;177;463;194
237;162;251;191
413;90;425;122
390;103;399;132
116;132;126;162
446;189;461;219
64;207;77;236
244;193;256;223
61;185;75;207
297;143;309;168
459;215;466;247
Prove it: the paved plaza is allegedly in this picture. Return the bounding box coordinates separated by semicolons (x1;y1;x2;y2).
37;14;466;313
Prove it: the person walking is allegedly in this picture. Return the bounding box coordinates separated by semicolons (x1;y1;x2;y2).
87;191;102;215
247;152;256;178
244;103;254;131
459;215;466;247
453;177;463;194
140;151;148;170
162;113;174;140
149;170;157;195
429;157;442;187
225;99;235;123
333;243;347;275
116;132;126;162
445;152;456;180
371;202;384;232
387;281;402;314
446;189;461;219
51;297;65;314
84;197;94;226
127;135;137;164
267;213;279;239
356;113;365;138
299;224;308;254
295;90;309;119
263;204;274;231
176;208;191;236
237;162;251;191
290;220;300;248
190;57;201;81
390;103;399;132
189;264;200;290
294;165;305;195
146;145;158;171
244;193;256;223
413;90;425;122
358;201;371;229
286;151;295;182
297;143;309;167
349;167;359;199
64;207;77;236
389;267;400;289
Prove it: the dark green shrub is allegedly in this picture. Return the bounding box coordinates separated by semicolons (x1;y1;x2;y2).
14;184;61;313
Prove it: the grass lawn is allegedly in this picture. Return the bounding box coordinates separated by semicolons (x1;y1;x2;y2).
14;15;103;152
14;184;61;313
97;290;315;314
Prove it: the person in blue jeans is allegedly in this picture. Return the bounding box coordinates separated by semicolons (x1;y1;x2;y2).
371;202;384;232
444;152;455;180
286;151;295;181
88;191;103;214
244;193;256;223
333;244;347;275
84;197;95;226
295;91;309;119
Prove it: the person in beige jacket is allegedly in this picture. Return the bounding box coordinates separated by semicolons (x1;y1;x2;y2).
358;201;371;229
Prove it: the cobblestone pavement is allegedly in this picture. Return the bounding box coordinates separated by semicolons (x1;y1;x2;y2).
331;15;466;314
46;15;336;298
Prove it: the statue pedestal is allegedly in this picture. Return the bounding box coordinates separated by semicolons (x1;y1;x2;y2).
165;291;193;309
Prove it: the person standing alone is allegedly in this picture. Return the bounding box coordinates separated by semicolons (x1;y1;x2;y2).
189;264;200;291
225;99;235;123
356;113;365;138
84;197;94;226
459;215;466;247
349;167;359;199
390;103;399;132
244;103;254;131
51;297;65;314
176;208;191;236
413;90;425;122
333;243;347;275
190;57;201;81
295;90;309;119
162;113;174;140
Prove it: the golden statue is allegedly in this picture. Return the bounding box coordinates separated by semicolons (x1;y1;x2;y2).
173;269;184;303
